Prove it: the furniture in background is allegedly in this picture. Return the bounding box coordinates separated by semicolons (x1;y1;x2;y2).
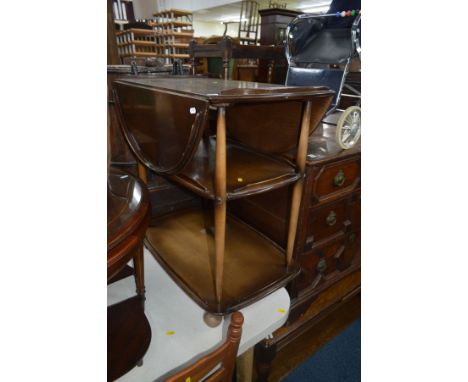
116;27;156;61
107;66;196;223
107;169;152;381
114;9;193;64
230;119;361;381
112;0;135;30
107;248;291;382
113;77;334;318
150;9;194;64
258;7;302;84
189;38;284;82
238;0;260;45
165;312;244;382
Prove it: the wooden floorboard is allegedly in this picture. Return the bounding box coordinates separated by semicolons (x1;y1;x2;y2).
264;293;361;382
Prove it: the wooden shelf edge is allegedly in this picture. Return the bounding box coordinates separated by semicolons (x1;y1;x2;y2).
144;207;300;314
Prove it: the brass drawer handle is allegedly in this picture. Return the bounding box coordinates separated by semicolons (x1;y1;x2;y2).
326;211;337;226
334;169;346;187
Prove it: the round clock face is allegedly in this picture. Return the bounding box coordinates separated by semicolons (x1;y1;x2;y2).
336;106;361;149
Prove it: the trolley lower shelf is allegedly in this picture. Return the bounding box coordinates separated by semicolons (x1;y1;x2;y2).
145;206;299;314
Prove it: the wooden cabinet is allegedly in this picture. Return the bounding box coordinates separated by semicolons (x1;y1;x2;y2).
257;8;302;84
230;122;360;381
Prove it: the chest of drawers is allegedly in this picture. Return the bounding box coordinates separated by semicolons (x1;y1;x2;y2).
230;122;361;380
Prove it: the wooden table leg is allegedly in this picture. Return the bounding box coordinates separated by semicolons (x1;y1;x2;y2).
237;347;254;382
254;341;278;382
133;244;145;301
214;107;227;306
286;101;312;267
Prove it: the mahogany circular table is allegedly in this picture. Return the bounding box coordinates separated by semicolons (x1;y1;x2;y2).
107;169;151;381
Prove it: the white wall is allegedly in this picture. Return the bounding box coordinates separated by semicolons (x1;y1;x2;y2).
132;0;157;19
192;19;239;38
154;0;238;12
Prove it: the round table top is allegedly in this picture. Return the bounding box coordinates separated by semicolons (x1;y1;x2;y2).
107;169;149;254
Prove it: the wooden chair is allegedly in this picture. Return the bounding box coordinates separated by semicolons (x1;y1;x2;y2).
165;312;244;382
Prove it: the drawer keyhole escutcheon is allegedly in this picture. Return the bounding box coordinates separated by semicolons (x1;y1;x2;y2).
326;210;337;226
334;169;346;187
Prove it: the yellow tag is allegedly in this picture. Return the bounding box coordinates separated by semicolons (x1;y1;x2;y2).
277;308;286;314
185;378;191;382
165;331;176;336
237;177;243;182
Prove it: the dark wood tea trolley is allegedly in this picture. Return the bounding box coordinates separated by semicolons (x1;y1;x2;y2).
230;119;361;381
107;169;152;381
113;77;334;317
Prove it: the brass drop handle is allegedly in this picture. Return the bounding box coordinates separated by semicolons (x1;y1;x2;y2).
317;258;327;273
334;169;346;187
326;211;337;226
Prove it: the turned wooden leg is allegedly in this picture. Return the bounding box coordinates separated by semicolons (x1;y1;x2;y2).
267;60;274;84
214;107;227;306
286;101;312;267
254;342;277;382
237;347;254;382
134;244;145;301
223;58;229;79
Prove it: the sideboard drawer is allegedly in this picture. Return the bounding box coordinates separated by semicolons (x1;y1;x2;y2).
295;237;346;294
303;197;351;251
310;158;360;203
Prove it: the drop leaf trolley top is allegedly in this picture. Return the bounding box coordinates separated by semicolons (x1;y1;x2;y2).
113;77;334;315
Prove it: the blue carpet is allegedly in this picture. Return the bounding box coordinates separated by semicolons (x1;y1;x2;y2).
283;319;361;382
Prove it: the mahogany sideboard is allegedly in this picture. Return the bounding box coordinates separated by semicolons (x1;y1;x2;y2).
229;120;361;381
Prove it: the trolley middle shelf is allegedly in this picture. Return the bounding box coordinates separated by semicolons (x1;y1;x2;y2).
171;137;301;200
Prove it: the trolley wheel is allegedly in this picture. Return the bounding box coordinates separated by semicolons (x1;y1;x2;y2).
336;106;361;149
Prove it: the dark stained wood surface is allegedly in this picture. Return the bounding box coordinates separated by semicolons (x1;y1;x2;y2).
107;296;152;381
227;119;361;381
173;137;300;200
107;169;150;280
107;170;152;381
145;207;299;314
113;77;334;315
114;77;333;104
